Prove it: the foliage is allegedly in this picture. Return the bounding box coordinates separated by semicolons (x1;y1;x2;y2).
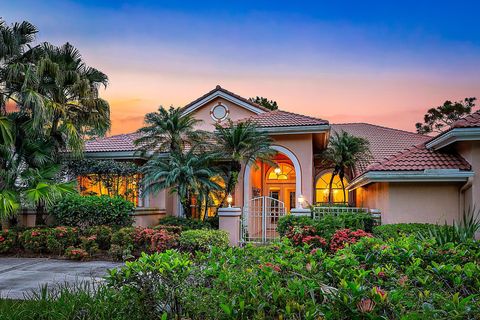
0;229;16;253
319;130;371;203
1;236;480;319
277;213;374;239
0;282;149;320
106;251;194;318
248;96;279;110
134;106;206;155
284;225;328;248
179;229;229;252
421;208;480;245
51;194;134;227
157;216;214;230
373;223;449;240
141;148;222;218
416;97;477;134
65;246;89;260
329;228;372;252
85;225;113;250
213;119;275;198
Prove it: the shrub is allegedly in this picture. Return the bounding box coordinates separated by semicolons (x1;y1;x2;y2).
65;247;89;260
106;251;193;318
19;228;50;253
132;227;178;254
51;194;134;228
80;235;99;255
329;228;372;252
179;229;229;252
157;216;213;231
84;225;113;250
110;227;135;259
373;223;444;239
278;212;374;239
0;229;16;253
284;225;328;249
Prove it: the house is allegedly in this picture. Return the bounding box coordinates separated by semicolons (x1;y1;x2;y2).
82;86;478;230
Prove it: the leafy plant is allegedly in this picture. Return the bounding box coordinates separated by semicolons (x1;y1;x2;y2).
51;194;134;227
157;216;214;230
373;223;450;240
179;229;229;252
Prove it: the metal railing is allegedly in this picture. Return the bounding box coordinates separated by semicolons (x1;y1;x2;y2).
312;206;381;225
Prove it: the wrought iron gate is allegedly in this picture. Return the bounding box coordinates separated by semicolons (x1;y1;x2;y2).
241;196;286;244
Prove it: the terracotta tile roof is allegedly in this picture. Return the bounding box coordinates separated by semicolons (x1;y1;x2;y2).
450;110;480;129
181;85;272;113
238;110;328;128
366;143;471;171
84;133;142;152
331;123;430;175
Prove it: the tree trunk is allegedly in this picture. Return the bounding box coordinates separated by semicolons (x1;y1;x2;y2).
35;202;46;226
339;171;347;205
328;172;336;204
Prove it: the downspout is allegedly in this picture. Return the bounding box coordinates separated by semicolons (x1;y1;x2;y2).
459;177;473;214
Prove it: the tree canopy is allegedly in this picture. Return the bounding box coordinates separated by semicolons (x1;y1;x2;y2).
248;96;279;111
415;97;477;134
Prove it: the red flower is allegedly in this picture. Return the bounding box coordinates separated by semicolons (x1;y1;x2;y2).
373;286;388;301
31;231;40;237
377;271;386;279
0;236;4;242
357;298;375;313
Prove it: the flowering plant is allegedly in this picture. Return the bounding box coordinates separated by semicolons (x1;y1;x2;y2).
329;228;372;252
65;246;89;260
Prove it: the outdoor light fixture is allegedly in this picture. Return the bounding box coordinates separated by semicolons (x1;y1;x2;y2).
274;166;282;176
298;194;305;206
226;193;233;208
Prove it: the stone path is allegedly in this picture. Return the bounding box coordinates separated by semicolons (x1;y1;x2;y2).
0;257;122;299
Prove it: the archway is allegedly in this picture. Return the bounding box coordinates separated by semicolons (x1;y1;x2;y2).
243;145;302;211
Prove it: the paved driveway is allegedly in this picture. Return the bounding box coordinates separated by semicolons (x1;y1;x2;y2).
0;258;122;299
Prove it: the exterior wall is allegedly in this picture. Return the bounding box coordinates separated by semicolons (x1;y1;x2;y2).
145;188;166;209
237;134;315;207
272;134;314;205
455;141;480;211
356;182;462;224
187;97;258;132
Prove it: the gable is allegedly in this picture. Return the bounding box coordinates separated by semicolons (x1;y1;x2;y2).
182;85;269;132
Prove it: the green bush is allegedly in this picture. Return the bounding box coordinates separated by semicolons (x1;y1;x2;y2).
106;251;193;318
278;212;374;239
179;229;229;252
157;216;214;230
0;229;16;253
51;194;134;228
373;223;445;239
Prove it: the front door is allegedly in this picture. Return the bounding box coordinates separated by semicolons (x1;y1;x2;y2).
242;196;286;243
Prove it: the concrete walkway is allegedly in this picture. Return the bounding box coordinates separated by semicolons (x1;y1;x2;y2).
0;257;122;299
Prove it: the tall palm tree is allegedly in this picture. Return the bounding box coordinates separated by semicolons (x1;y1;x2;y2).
321;131;371;204
214;120;275;198
141;148;222;218
134;106;206;154
0;19;38;115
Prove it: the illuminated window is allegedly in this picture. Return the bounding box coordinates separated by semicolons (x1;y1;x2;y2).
78;174;140;205
191;176;227;220
315;172;348;204
267;163;296;181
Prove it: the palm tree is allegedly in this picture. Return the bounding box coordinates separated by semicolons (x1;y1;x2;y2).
0;19;38;115
134;106;206;154
141;148;222;218
214;120;275;198
321;131;370;204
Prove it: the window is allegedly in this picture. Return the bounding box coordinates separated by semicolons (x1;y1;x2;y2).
78;174;140;205
266;163;296;181
315;172;348;204
210;103;229;122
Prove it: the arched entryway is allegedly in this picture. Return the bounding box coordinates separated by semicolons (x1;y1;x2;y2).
241;146;302;243
243;145;302;211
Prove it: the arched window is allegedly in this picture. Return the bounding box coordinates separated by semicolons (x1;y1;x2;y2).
266;163;296;181
315;172;348;204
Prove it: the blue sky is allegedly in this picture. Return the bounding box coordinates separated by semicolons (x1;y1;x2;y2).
3;1;480;133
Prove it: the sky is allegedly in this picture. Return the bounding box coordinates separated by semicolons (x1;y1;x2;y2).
2;1;480;134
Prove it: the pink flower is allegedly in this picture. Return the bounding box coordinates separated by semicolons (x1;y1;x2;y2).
31;231;40;237
357;298;375;313
0;236;5;242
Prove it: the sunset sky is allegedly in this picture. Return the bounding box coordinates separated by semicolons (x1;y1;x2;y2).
3;1;480;134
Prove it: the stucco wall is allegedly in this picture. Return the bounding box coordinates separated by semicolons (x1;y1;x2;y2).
187;97;258;132
272;134;314;205
356;182;462;224
455;141;480;211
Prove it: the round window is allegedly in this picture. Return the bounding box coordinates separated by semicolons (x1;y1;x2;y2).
210;104;229;122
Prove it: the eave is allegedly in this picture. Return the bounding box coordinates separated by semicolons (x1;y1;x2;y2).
426;127;480;150
347;169;474;190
